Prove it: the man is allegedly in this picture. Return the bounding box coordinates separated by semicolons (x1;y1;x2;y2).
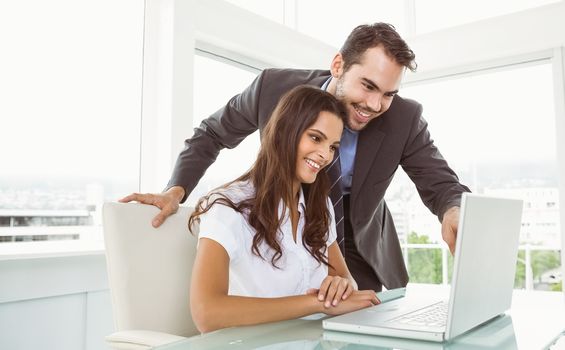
121;23;470;292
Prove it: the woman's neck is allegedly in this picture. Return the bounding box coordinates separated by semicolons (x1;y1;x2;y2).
292;181;300;200
290;181;301;242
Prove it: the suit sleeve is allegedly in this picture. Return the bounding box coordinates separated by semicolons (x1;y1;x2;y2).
400;104;470;221
165;70;268;202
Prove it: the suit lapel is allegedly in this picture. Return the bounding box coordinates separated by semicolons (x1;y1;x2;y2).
350;118;385;205
310;74;331;88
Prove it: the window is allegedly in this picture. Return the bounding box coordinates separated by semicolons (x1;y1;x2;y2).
187;54;260;205
388;62;561;291
0;0;144;252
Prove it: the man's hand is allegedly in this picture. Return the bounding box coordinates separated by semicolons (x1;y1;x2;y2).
441;206;460;255
119;186;185;228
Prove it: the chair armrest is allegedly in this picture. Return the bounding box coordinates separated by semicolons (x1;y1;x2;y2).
105;330;187;350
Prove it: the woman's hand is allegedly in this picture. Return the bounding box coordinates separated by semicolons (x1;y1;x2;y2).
321;290;380;316
311;275;357;308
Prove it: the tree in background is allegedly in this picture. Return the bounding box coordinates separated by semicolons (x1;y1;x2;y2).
407;232;442;284
515;250;561;291
532;250;562;292
514;250;525;289
407;233;562;292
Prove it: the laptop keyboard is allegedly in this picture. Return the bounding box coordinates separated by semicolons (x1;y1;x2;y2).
387;301;448;327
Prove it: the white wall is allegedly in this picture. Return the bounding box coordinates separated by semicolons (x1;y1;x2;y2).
0;255;113;350
405;1;565;76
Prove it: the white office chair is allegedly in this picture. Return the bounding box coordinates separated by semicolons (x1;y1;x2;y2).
103;202;199;350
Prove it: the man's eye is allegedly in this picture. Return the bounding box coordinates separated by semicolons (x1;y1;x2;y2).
330;145;337;152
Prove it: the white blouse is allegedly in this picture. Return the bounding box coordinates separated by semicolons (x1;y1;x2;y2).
197;181;337;298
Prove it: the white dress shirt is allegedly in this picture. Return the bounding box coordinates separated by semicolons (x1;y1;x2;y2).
198;181;337;298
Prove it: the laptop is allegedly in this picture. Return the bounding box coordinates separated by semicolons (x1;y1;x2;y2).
323;314;517;349
323;193;523;342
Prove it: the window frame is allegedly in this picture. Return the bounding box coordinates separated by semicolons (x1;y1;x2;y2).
400;48;565;292
139;0;335;193
4;1;563;291
143;0;565;292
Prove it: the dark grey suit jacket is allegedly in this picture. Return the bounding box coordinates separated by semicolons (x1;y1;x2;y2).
168;68;470;289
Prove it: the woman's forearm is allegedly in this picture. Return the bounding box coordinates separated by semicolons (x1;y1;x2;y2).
191;293;323;333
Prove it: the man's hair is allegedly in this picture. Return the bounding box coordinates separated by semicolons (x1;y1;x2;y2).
340;22;417;72
189;85;347;268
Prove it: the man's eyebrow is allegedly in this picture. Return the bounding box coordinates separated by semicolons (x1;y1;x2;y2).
362;78;399;95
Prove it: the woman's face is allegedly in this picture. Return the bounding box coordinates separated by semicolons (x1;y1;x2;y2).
295;111;343;185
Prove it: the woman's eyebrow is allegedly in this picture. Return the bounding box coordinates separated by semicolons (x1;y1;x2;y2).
308;128;328;140
309;128;341;145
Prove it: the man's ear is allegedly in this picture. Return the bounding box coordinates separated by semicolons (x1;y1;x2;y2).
330;53;344;78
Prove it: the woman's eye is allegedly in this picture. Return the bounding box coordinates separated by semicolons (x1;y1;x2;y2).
310;135;320;142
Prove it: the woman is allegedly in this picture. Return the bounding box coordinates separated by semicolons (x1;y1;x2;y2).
189;85;379;333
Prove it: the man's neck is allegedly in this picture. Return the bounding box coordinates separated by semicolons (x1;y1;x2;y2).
326;77;337;96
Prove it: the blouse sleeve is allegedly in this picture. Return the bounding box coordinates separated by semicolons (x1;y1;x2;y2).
326;196;337;246
197;202;244;262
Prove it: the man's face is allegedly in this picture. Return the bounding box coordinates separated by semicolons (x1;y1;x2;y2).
330;46;404;131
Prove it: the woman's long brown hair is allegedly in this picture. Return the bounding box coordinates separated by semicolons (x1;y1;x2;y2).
189;85;348;267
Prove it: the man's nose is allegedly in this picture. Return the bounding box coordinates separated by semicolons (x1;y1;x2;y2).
367;93;382;114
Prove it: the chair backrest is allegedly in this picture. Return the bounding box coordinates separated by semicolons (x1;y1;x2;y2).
103;202;199;337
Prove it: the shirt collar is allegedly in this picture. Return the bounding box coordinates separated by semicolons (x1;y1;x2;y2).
297;186;306;212
277;186;306;220
320;76;332;91
344;126;359;135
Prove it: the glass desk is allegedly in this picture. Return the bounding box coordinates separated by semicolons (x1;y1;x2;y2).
156;285;565;350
